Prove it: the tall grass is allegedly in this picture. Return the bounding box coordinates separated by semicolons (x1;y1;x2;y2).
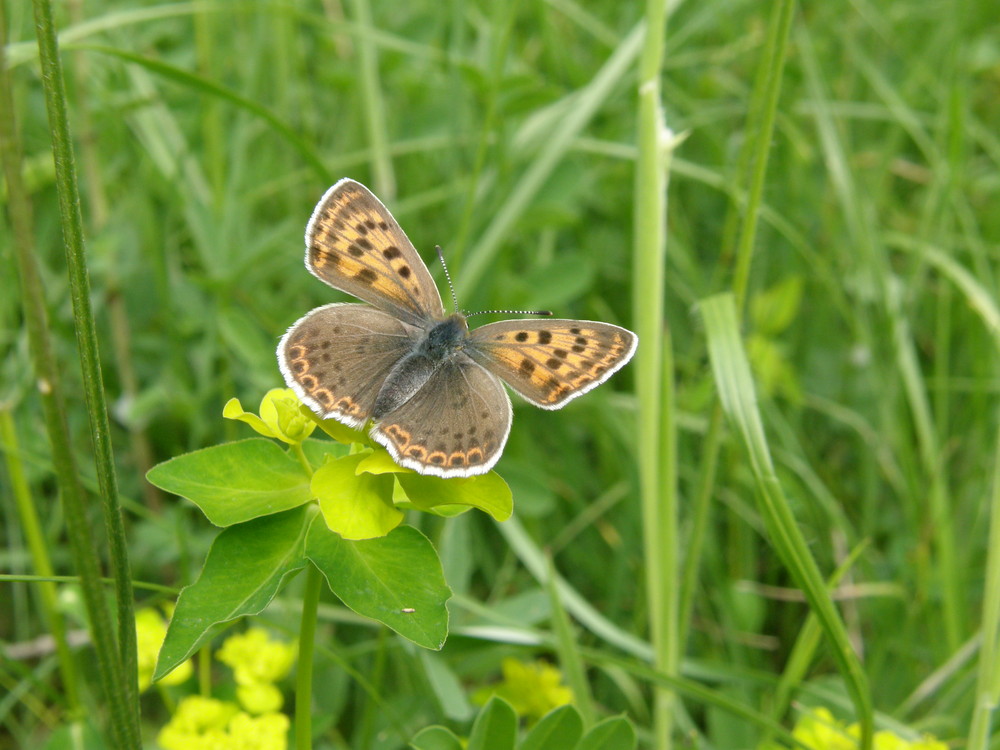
2;0;999;747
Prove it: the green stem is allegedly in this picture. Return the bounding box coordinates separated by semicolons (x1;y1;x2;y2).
968;423;1000;748
30;0;139;730
348;0;395;197
1;5;137;745
730;0;796;311
634;1;675;746
295;563;323;750
0;410;81;713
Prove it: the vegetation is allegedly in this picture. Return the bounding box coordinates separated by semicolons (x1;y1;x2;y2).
2;0;998;748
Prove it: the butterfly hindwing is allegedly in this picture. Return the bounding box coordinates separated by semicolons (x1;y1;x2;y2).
278;303;419;427
370;356;512;478
306;179;444;325
466;319;638;409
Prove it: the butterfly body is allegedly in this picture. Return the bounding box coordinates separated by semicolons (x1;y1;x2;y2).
371;314;469;419
279;178;638;478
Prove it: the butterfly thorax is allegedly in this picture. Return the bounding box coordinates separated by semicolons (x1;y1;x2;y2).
370;314;469;420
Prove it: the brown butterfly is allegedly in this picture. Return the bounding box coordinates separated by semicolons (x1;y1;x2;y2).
278;179;638;477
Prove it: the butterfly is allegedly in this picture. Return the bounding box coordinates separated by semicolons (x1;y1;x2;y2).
277;179;638;478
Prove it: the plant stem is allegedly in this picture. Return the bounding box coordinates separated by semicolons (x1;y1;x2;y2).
295;563;323;750
1;4;137;745
968;424;1000;748
634;0;675;746
0;410;81;713
29;0;140;733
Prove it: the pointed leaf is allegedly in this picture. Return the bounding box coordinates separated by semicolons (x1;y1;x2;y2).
308;408;370;444
305;519;451;649
467;696;517;750
223;398;275;438
313;453;402;539
577;716;636;750
147;438;312;526
299;437;350;469
521;704;584;750
357;448;407;475
409;726;465;750
154;507;310;678
396;472;513;522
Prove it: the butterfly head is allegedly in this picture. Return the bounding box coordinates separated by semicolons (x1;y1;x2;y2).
422;314;470;360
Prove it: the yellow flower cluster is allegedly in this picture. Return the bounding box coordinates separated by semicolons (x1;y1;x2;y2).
157;696;289;750
135;606;192;692
155;628;295;749
216;628;297;715
478;658;573;723
224;388;316;445
790;708;948;750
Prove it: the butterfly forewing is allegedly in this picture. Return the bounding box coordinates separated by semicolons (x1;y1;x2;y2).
370;357;512;478
467;319;638;409
306;179;444;325
278;304;419;427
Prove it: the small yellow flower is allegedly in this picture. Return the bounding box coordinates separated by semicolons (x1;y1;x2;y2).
479;658;573;722
236;682;284;715
792;708;854;750
135;606;192;692
157;696;289;750
216;628;296;714
788;708;948;750
224;389;316;445
157;696;239;750
228;711;291;750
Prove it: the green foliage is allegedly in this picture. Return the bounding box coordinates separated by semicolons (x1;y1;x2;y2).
410;701;635;750
4;0;1000;747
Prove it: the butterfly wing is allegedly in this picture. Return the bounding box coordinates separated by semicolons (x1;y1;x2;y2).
305;178;445;325
278;303;419;427
370;356;512;478
466;319;638;409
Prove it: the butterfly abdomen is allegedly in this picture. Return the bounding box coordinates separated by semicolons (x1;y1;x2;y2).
371;316;469;419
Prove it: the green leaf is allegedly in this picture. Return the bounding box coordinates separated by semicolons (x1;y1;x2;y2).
312;453;402;539
750;275;803;336
146;438;312;526
396;471;513;522
577;716;636;750
223;397;275;438
299;437;350;469
467;696;517;750
357;447;407;475
419;650;473;721
309;409;370;445
521;704;584;750
155;507;310;679
409;726;465;750
305;520;451;649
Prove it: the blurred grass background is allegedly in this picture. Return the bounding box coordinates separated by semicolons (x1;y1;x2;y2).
2;0;1000;747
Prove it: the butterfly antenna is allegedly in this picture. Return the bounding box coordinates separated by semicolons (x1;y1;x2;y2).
436;245;461;315
465;308;553;319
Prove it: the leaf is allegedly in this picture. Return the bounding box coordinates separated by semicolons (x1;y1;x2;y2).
466;696;517;750
312;453;402;539
155;507;310;679
521;704;584;750
305;520;451;649
409;726;465;750
308;408;370;445
147;438;312;526
223;398;274;438
750;275;803;336
419;650;473;721
356;448;407;475
577;716;636;750
299;437;350;469
396;472;513;522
